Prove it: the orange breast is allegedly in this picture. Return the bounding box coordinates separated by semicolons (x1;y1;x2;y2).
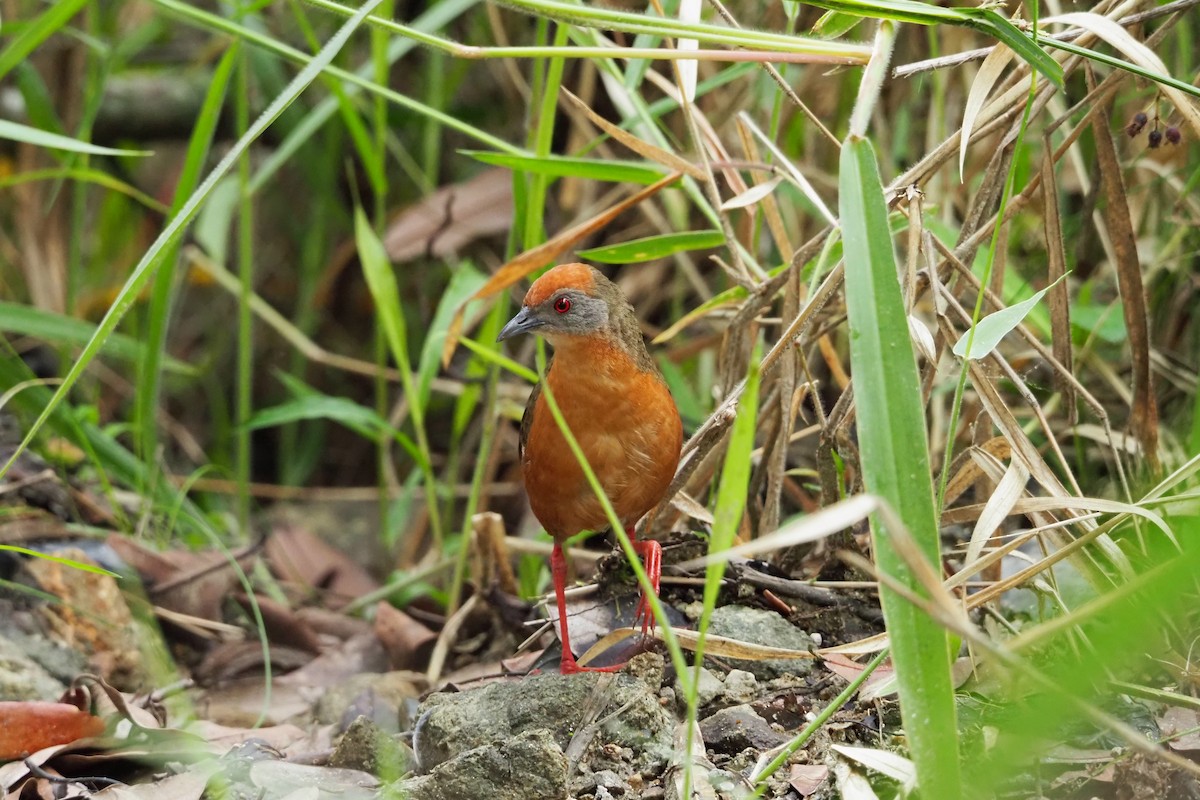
522;341;682;540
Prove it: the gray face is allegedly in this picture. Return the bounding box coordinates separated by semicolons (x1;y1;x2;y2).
497;289;610;342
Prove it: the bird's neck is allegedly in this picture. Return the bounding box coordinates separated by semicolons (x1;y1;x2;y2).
545;320;655;375
545;334;658;394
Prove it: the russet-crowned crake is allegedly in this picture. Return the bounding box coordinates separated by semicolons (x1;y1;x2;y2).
498;263;682;674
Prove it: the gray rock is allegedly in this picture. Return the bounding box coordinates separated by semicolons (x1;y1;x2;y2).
677;667;723;708
593;769;627;794
413;671;673;773
313;671;421;730
329;715;414;778
0;633;68;700
699;705;788;754
721;669;759;704
706;606;815;679
622;652;665;691
247;761;379;800
393;729;566;800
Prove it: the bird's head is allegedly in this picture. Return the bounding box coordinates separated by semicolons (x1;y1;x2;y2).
497;263;630;346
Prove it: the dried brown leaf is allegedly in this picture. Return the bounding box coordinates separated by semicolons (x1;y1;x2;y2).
561;89;704;179
265;524;379;603
383;168;513;263
1093;102;1159;471
1041;146;1075;424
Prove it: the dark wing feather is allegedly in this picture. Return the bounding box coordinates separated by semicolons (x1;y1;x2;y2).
518;380;541;463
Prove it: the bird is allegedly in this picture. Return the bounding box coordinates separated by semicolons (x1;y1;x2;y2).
498;263;683;674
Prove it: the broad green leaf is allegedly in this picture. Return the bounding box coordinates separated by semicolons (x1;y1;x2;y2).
258;373;425;467
355;207;410;372
812;10;864;38
974;9;1063;88
463;151;666;184
952;274;1067;359
578;230;724;264
840;134;962;798
1072;302;1126;344
247;395;382;440
0;119;150;157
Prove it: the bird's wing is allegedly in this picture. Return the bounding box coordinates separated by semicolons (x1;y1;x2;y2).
518;379;541;463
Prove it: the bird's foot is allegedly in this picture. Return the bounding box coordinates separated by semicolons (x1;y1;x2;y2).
559;652;625;675
630;538;662;637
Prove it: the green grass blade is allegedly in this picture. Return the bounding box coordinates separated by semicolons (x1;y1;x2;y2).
797;0;1063;86
150;0;518;154
0;302;194;375
0;167;168;212
354;207;444;546
0;0;387;483
416;265;489;414
137;43;239;475
456;336;539;384
0;545;119;577
0;0;89;82
839;134;962;797
577;231;725;264
975;9;1063;87
502;0;868;57
251;0;481;194
462;151;667;183
0;119;150;157
683;343;761;796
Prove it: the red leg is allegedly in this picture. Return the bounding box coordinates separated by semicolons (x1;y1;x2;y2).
552;542;622;675
630;532;662;636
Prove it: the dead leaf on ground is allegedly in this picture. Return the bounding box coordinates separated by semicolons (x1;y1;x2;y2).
1161;707;1200;752
193;641;314;685
107;534;247;624
373;602;437;671
91;767;212;800
265;524;379;603
790;763;830;796
233;593;324;654
822;653;894;697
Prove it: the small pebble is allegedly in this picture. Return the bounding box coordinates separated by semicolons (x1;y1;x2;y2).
722;669;759;704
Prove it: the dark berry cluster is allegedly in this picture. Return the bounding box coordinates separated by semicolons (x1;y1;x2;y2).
1126;109;1182;149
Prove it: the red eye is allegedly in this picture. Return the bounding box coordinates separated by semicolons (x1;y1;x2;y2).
553;296;571;314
